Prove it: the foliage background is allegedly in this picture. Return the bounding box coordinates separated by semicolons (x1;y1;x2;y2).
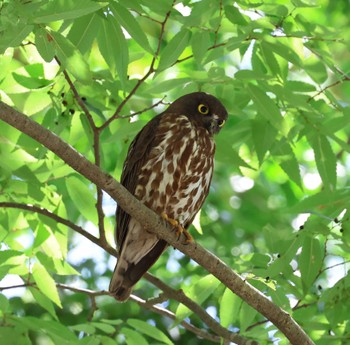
0;0;350;344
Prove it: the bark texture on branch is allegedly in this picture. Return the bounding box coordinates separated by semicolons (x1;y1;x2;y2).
0;101;314;345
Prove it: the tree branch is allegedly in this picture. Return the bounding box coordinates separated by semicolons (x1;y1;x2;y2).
0;101;315;345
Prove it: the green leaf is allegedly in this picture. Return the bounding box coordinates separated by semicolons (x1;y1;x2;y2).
259;41;281;77
266;234;303;277
304;55;328;84
290;189;350;214
252;119;277;164
98;15;129;87
271;139;302;188
29;287;58;319
263;41;302;67
176;275;220;320
192;30;211;64
110;3;153;54
0;326;30;345
146;78;192;94
121;327;149;345
127;319;173;345
33;0;105;23
32;262;62;308
18;317;77;343
247;83;284;132
70;324;96;334
157;29;191;71
91;322;115;334
50;32;91;83
219;288;241;327
65;176;97;225
0;24;34;53
12;73;52;89
53;260;79;276
235;69;271;80
321;275;350;326
35;28;55;62
285;80;316;93
240;302;258;331
309;134;337;190
299;236;323;292
224;5;248;25
0;293;10;313
67;13;101;54
33;223;51;248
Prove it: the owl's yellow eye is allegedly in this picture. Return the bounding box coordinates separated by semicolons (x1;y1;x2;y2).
218;119;225;127
198;104;209;114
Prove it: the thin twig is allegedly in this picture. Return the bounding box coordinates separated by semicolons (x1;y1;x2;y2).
213;0;223;46
116;97;167;120
307;75;350;103
99;0;176;131
145;275;257;345
56;56;107;244
55;57;95;129
132;295;223;343
0;202;115;256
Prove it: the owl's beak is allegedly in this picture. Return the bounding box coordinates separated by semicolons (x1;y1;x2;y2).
209;114;225;134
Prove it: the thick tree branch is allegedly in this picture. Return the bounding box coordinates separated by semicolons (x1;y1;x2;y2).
0;101;315;345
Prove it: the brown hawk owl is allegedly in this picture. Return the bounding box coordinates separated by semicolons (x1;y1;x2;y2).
109;92;228;301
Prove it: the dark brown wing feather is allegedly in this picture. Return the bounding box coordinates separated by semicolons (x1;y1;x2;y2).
116;115;162;253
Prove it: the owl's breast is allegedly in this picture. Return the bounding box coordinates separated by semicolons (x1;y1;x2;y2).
134;114;215;227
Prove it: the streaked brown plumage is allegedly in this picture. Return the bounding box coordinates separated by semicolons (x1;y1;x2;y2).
109;92;228;301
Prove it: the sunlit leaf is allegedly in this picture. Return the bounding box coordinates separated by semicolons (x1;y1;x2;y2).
247;83;284;131
192;30;211;64
157;29;191;71
65;176;97;225
259;41;281;77
98;15;128;87
224;5;248;25
176;275;220;320
67;13;101;54
219;288;241;327
32;262;62;307
0;24;33;53
50;32;91;83
252;119;277;164
35;28;55;62
33;0;105;23
110;3;153;54
308;134;337;190
271;139;302;188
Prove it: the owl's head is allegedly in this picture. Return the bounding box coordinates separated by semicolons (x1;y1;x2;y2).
168;92;228;135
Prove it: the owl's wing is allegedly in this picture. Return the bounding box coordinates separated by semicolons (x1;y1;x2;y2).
116;115;162;252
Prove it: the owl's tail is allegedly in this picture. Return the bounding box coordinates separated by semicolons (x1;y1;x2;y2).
109;239;167;302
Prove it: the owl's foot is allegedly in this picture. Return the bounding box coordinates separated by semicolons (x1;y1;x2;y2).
161;212;193;243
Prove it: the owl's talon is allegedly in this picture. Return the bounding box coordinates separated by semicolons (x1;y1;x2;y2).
161;212;193;243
